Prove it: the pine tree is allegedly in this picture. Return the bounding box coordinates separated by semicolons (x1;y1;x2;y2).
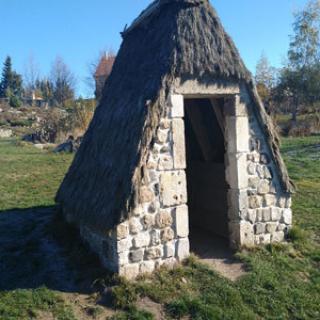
0;56;14;98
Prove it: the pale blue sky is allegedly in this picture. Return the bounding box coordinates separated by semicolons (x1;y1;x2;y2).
0;0;308;97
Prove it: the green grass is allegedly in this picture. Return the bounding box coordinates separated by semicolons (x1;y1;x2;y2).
0;139;73;211
0;136;319;319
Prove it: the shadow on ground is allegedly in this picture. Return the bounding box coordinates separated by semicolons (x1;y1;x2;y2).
0;206;109;293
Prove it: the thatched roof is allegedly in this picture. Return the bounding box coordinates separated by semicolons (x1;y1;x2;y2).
56;0;293;232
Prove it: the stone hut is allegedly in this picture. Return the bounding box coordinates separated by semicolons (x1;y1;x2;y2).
56;0;294;279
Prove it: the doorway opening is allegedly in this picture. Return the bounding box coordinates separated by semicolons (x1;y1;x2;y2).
184;98;230;258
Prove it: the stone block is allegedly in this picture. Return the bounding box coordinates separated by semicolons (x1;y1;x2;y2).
142;214;155;230
173;205;189;238
176;238;190;261
248;177;260;189
229;221;254;248
286;197;292;208
164;241;175;258
119;263;140;280
258;180;270;195
156;129;168;144
277;197;287;208
248;195;262;209
282;209;292;225
150;229;161;246
129;249;144;263
271;207;281;221
225;95;247;116
132;232;150;248
264;194;276;206
247;162;256;175
261;208;271;222
161;227;175;242
117;223;129;240
266;222;278;234
155;210;173;228
118;251;129;266
172;118;186;169
255;234;271;245
160;171;187;207
117;238;131;253
158;155;174;170
255;223;266;235
140;261;155;274
247;209;256;223
145;246;163;260
226;153;248;189
170;94;184;118
226;116;250;153
271;231;285;243
140;186;155;203
129;218;143;235
160;119;171;130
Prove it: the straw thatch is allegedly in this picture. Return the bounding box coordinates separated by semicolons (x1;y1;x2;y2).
56;0;293;232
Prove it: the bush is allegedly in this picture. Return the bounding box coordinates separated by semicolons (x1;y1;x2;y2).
9;96;22;108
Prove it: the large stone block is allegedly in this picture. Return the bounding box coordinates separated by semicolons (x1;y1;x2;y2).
119;263;140;280
226;153;248;189
160;171;187;207
176;238;190;261
145;246;163;260
117;223;129;240
169;94;184;118
282;209;292;225
132;232;150;248
140;261;155;274
173;205;189;238
172;118;186;169
229;221;255;248
155;210;173;228
226;116;249;153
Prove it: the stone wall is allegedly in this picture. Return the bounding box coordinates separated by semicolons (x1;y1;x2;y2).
79;84;292;279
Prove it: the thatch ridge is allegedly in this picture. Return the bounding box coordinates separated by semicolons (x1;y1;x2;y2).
56;0;293;232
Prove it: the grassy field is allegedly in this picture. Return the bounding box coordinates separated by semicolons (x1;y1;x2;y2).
0;136;319;319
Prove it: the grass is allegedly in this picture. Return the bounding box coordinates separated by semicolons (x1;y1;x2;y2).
0;139;73;211
0;135;319;319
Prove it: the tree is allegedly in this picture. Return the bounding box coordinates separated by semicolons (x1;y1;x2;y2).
279;0;320;122
50;56;76;106
23;55;40;96
0;56;23;103
255;53;277;113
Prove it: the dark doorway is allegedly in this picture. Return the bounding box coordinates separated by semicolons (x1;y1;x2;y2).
184;98;229;255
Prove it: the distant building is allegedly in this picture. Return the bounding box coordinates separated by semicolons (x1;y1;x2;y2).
94;53;115;101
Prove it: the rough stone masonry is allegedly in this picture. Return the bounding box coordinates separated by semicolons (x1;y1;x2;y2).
79;82;292;279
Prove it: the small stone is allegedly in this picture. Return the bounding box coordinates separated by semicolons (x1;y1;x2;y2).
158;156;174;170
256;209;263;222
277;224;287;232
145;246;163;260
282;209;292;225
142;214;155;229
140;186;154;203
117;223;129;240
118;251;129;266
129;218;143;235
117;238;131;253
164;241;175;258
248;195;262;209
255;234;271;245
255;223;266;235
160;119;171;129
161;227;175;242
260;153;270;164
132;232;150;248
249;138;260;152
160;146;170;154
248;177;260;189
266;222;278;234
247;209;256;223
264;194;276;206
264;166;273;179
256;165;265;179
271;207;281;221
156;129;168;144
119;264;139;280
155;210;173;228
140;261;155;274
129;249;144;263
176;238;190;261
150;230;161;246
262;208;271;222
271;231;285;243
286;197;292;208
133;205;143;217
247;154;254;161
258;180;270;195
247;162;256;175
147;160;157;170
148;203;157;214
277;197;286;208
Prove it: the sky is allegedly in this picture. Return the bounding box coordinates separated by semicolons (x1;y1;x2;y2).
0;0;309;97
